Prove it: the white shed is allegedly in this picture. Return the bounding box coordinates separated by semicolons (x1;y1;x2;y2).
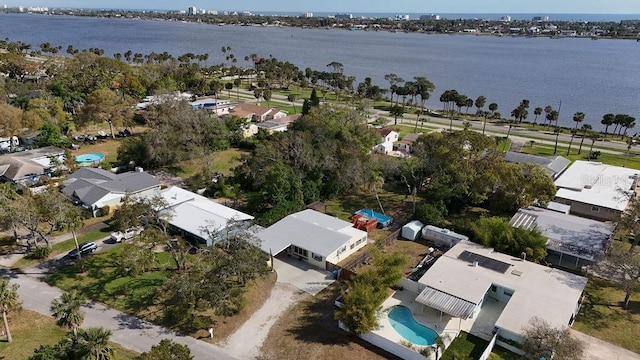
422;225;469;248
374;141;393;154
402;220;424;241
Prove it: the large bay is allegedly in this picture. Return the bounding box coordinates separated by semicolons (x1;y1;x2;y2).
1;13;638;129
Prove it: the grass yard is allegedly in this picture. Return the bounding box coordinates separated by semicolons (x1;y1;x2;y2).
259;283;401;360
441;332;520;360
0;309;138;360
12;227;112;269
323;184;414;225
47;245;276;340
573;276;640;353
70;138;122;165
171;147;248;178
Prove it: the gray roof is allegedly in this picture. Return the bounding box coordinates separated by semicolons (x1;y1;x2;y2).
63;169;161;207
415;286;477;319
256;209;361;257
0;146;64;181
504;152;570;178
510;207;613;260
402;133;421;142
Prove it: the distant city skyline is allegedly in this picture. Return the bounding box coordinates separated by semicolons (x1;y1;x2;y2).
3;0;640;14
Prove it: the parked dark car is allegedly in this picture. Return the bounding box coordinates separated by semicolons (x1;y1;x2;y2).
67;241;98;259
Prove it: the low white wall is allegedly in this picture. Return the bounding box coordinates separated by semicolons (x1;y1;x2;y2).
339;322;432;360
479;334;497;360
400;277;427;294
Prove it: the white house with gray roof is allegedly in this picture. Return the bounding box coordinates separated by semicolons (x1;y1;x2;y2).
553;160;639;221
146;186;254;246
256;209;368;269
63;167;162;216
415;240;586;344
510;207;613;268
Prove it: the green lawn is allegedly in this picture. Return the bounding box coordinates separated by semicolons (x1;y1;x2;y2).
47;246;173;314
573;276;640;353
170;147;248;178
0;309;138;360
12;227;113;269
496;137;512;152
442;332;520;360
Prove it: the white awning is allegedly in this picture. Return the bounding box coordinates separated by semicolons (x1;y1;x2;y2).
415;286;477;319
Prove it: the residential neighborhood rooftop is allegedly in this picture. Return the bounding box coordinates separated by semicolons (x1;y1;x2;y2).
416;240;587;336
256;209;366;257
504;152;570;178
0;146;65;183
510;207;613;260
554;160;639;211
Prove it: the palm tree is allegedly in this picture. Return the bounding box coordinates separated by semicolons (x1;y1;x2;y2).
544;105;553;128
77;327;115;360
601;113;614;137
566;128;578;155
51;290;85;336
577;124;592;155
533;107;543;126
0;278;20;343
553;127;562;154
475;96;486;120
587;133;600;161
573;111;585;129
624;137;637;168
488;102;498;116
482;111;490;134
287;94;297;113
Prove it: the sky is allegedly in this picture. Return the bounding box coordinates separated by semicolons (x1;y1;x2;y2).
6;0;640;14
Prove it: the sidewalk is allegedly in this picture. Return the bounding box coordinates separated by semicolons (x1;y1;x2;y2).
571;330;640;360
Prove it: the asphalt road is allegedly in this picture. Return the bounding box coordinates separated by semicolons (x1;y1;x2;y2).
3;272;238;359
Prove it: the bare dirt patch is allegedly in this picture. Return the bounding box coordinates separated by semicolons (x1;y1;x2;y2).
259;283;401;360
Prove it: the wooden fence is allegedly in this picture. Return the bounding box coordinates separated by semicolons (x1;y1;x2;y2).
326;228;401;281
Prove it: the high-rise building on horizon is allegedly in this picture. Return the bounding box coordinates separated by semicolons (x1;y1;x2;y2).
187;6;197;16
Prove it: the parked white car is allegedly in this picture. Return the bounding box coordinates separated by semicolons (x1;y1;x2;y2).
110;226;143;243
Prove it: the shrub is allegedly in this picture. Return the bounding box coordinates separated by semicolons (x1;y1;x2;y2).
29;245;52;259
100;205;110;216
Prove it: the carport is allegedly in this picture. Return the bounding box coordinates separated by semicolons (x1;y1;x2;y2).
272;253;334;296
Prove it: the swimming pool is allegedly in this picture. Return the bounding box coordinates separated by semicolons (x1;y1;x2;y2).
75;153;105;163
387;305;438;346
355;208;393;227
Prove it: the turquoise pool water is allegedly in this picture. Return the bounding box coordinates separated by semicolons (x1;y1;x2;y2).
388;305;438;346
76;153;105;163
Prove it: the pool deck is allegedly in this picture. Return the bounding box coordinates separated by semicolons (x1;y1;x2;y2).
375;290;507;349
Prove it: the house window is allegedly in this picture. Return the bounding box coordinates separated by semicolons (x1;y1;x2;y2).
591;206;600;213
350;243;355;250
491;285;497;292
312;253;322;262
337;246;347;255
356;238;364;245
504;289;514;297
290;245;308;258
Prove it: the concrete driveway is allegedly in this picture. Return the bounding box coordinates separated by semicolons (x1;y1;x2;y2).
571;330;640;360
272;254;334;295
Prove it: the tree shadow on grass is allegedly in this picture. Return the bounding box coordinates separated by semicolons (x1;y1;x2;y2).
284;283;401;360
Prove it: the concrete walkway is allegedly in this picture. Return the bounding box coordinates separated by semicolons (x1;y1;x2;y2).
572;330;640;360
8;272;237;360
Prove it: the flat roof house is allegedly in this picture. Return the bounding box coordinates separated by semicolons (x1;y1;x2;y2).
63;167;162;216
147;186;254;246
256;209;368;269
0;146;65;188
509;207;613;268
553;160;639;221
415;240;586;343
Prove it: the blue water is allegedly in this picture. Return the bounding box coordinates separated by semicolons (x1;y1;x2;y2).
0;13;638;129
388;305;438;346
76;153;105;162
356;209;392;225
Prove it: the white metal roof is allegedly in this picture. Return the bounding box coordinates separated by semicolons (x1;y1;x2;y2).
147;186;253;241
554;161;638;211
415;286;477;319
256;209;366;257
417;240;587;336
